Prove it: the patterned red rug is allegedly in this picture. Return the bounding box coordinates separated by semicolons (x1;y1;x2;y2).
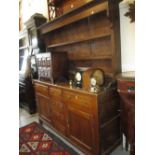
19;122;79;155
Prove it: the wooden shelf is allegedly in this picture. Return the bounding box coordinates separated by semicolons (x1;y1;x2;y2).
19;46;28;50
47;32;111;48
39;0;121;76
39;0;108;34
69;55;112;61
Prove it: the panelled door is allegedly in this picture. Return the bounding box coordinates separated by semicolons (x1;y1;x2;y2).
36;93;51;123
67;107;95;153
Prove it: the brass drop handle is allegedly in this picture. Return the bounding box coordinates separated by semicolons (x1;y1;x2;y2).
71;4;74;8
75;96;78;99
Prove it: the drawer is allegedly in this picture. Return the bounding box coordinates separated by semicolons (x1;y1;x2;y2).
117;81;135;94
49;87;62;97
63;91;94;114
50;100;65;112
34;83;48;96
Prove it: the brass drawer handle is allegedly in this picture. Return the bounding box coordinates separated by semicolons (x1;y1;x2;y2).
75;96;78;99
71;4;74;8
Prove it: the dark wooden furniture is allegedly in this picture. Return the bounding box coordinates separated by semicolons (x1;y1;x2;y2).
34;79;120;155
39;0;122;76
19;14;47;114
117;71;135;155
19;29;29;72
36;52;68;82
34;0;122;154
19;29;36;113
24;13;47;56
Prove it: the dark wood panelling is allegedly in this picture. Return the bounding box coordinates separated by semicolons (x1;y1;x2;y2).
34;79;121;155
88;12;111;36
39;1;121;76
40;0;109;34
91;36;112;57
67;107;94;152
68;42;91;60
69;59;113;75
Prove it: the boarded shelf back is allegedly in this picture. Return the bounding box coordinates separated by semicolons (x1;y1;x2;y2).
39;0;109;34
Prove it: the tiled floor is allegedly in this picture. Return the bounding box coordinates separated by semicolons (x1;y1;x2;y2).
19;107;129;155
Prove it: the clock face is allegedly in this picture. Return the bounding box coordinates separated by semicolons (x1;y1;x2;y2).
92;70;104;86
75;72;82;82
90;77;96;86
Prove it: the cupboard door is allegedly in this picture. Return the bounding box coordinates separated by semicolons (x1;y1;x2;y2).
67;107;95;152
36;93;51;123
49;100;67;135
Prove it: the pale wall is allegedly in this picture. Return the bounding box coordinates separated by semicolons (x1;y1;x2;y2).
119;0;135;72
20;0;135;72
21;0;48;27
